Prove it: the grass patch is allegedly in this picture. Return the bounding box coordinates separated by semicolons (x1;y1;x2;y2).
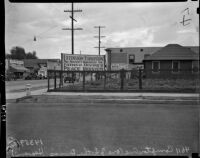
142;79;198;90
53;78;198;92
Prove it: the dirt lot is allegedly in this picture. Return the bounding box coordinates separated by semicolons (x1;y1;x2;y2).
54;78;199;92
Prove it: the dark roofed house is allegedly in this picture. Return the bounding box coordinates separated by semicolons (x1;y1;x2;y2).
23;59;60;73
143;44;199;78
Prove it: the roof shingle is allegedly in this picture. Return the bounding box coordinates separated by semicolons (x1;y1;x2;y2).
143;44;199;61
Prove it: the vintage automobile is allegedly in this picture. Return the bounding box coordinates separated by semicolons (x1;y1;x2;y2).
64;76;76;83
25;73;38;80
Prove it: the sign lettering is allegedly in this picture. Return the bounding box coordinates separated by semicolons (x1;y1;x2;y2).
61;53;105;71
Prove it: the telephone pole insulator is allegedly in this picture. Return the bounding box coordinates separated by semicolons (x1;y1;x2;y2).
63;2;83;55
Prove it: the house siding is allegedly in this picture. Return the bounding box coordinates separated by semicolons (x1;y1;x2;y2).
144;60;196;79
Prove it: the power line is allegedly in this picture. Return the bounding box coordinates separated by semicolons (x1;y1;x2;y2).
63;2;83;55
94;26;106;55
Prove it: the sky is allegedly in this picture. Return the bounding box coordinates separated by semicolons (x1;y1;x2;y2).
5;0;199;59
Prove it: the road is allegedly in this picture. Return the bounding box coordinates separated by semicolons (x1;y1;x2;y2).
6;95;199;157
5;79;61;99
6;80;49;93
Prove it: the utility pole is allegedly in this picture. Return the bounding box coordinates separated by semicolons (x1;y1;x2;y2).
63;2;83;55
94;26;106;55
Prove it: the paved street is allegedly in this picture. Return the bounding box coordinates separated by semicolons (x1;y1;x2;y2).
6;95;199;157
5;79;60;99
6;80;48;93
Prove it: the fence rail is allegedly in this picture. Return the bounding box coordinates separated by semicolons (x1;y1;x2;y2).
47;69;199;93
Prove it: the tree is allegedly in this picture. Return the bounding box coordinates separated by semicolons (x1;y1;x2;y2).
8;46;39;59
10;46;26;59
26;51;38;59
5;54;11;59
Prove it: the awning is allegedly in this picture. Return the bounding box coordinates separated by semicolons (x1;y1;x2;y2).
9;65;30;73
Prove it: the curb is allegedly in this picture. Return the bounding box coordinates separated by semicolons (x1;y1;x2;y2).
44;92;199;98
16;95;33;103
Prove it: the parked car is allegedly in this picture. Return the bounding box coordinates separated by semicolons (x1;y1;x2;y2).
25;73;38;80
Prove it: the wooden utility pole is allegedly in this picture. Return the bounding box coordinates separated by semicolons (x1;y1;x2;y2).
94;26;106;55
63;2;82;55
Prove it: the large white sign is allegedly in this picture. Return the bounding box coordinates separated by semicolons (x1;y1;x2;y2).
61;53;105;71
9;59;24;66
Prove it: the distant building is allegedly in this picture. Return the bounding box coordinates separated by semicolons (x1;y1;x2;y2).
23;59;61;76
143;44;199;78
105;45;199;71
47;60;61;70
105;47;162;70
5;59;29;79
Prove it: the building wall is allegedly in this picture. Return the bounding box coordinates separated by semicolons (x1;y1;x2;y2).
144;60;196;78
47;60;61;70
105;47;162;63
111;52;128;63
106;52;128;70
180;61;192;70
106;51;145;70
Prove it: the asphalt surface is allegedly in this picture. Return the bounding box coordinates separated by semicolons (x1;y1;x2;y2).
6;95;199;157
6;79;48;92
5;79;60;99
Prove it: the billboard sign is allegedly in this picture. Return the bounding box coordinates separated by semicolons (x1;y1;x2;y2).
61;53;105;71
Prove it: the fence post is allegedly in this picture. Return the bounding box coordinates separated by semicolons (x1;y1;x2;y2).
59;71;61;88
83;71;85;91
60;70;63;87
139;69;142;90
120;69;124;90
54;70;56;90
91;72;93;81
47;71;50;91
104;71;106;90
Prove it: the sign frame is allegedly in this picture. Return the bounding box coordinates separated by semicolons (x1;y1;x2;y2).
61;53;105;71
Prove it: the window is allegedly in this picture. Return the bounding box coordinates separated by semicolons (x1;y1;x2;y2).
129;55;135;64
120;49;123;52
172;61;179;73
152;61;160;73
192;60;199;73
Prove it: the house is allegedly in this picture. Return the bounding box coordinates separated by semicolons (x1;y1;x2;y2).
105;46;199;71
143;44;199;78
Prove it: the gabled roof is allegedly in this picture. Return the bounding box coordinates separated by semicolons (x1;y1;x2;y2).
143;44;199;61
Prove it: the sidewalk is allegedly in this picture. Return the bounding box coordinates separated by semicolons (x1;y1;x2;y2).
45;91;199;97
6;89;199;100
6;88;47;100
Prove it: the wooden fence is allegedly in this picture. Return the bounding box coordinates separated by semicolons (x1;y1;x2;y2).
47;69;199;93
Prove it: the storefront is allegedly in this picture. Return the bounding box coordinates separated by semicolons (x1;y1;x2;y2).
6;59;30;80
